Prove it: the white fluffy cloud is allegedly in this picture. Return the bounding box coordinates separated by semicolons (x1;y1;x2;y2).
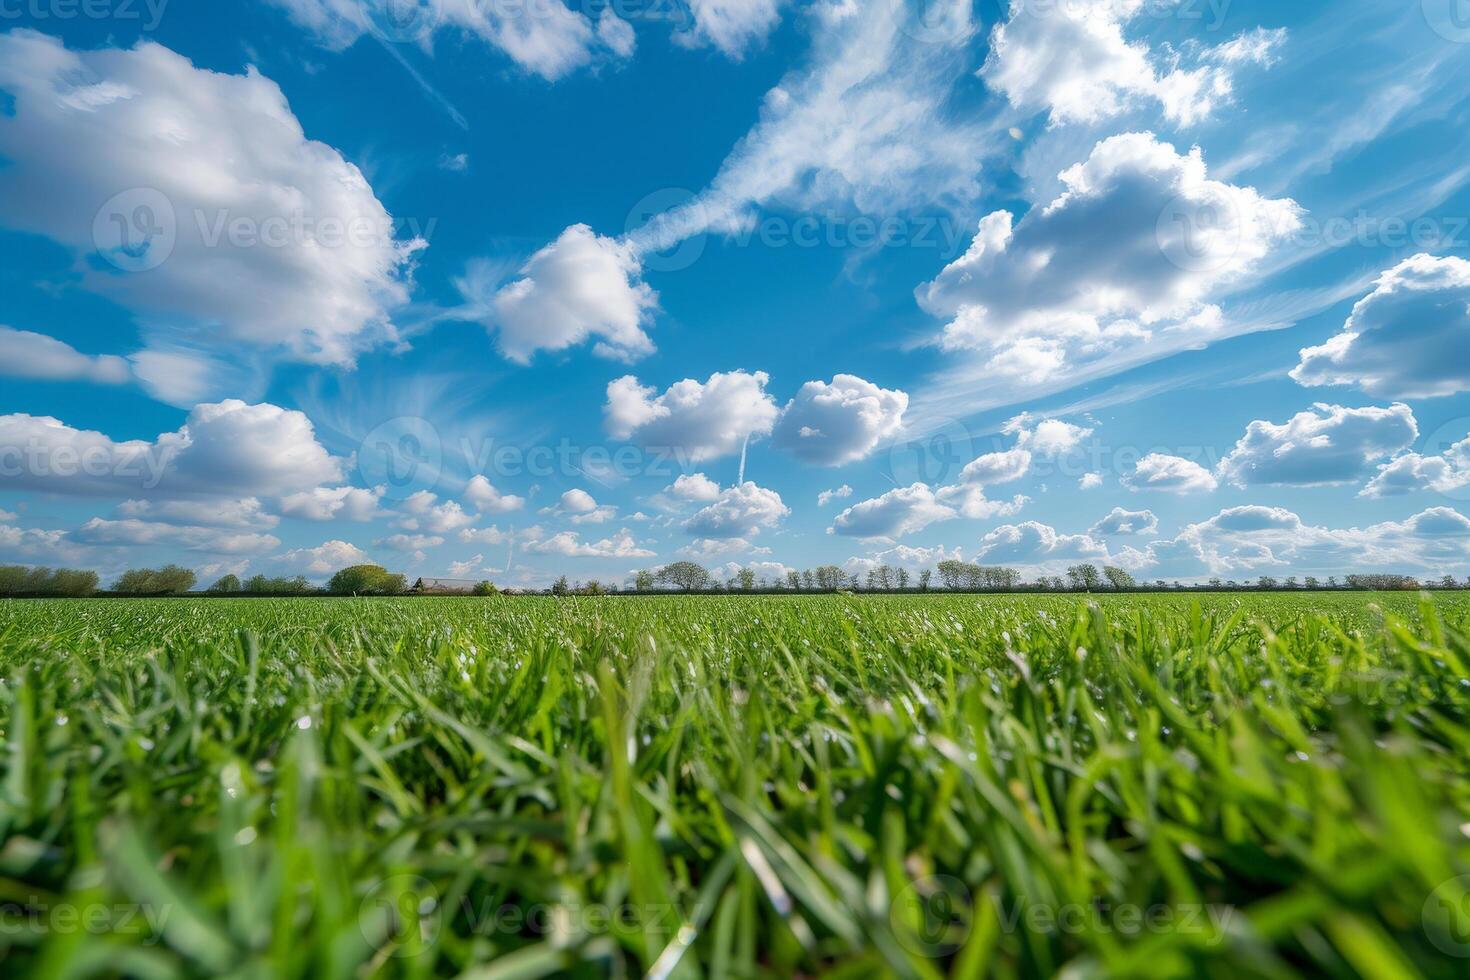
818;485;853;507
1006;415;1094;457
956;448;1033;487
668;473;722;504
975;521;1110;567
919;133;1301;385
981;1;1284;126
606;370;779;462
267;0;633;81
771;375;908;466
542;489;617;524
279;486;385;522
1130;505;1470;578
0;326;131;386
684;482;789;539
830;483;954;540
473;225;658;364
278;539;371;575
377;533;444;552
678;0;785;59
464;475;526;514
1125;454;1219;494
1292;254;1470;400
0;400;342;499
1218;403;1418;488
117;498;279;530
399;491;475;533
1361;433;1470;498
74;518;279;555
1090;507;1159;536
526;528;654;559
0;32;421;379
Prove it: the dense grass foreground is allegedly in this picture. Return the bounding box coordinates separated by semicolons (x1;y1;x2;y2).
2;594;1470;978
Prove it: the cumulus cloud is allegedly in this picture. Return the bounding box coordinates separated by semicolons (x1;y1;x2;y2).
933;484;1030;521
1130;505;1470;578
677;0;785;59
1005;415;1094;456
818;485;853;506
526;528;654;558
0;400;342;499
684;482;789;539
278;539;371;575
1218;403;1418;488
0;517;81;564
606;370;779;462
830;483;954;540
771;374;908;466
279;486;385;522
919;133;1301;386
470;225;658;364
1292;254;1470;400
399;491;475;533
0;327;131;386
1089;507;1158;536
460;525;512;546
74;518;279;555
116;497;279;530
266;0;632;81
975;521;1110;567
1361;433;1470;498
680;537;770;559
956;448;1033;487
464;475;526;514
1125;453;1219;494
377;533;444;552
542;488;617;524
669;473;722;504
981;1;1284;126
0;32;421;381
1080;472;1105;490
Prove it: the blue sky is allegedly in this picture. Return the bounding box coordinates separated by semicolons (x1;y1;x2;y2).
2;0;1470;587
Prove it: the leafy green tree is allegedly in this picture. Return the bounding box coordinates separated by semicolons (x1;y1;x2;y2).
114;565;197;595
634;570;655;591
327;565;407;596
472;581;499;596
208;574;242;593
0;566;99;597
1066;564;1102;592
655;562;711;592
1102;566;1136;591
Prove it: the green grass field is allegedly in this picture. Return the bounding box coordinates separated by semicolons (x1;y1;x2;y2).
2;593;1470;978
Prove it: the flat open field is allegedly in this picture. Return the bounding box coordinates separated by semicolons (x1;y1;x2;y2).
2;594;1469;978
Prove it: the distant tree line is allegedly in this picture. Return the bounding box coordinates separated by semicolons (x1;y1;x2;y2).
1;560;1467;600
0;565;100;597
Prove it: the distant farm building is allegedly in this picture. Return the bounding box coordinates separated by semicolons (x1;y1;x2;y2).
410;578;478;595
